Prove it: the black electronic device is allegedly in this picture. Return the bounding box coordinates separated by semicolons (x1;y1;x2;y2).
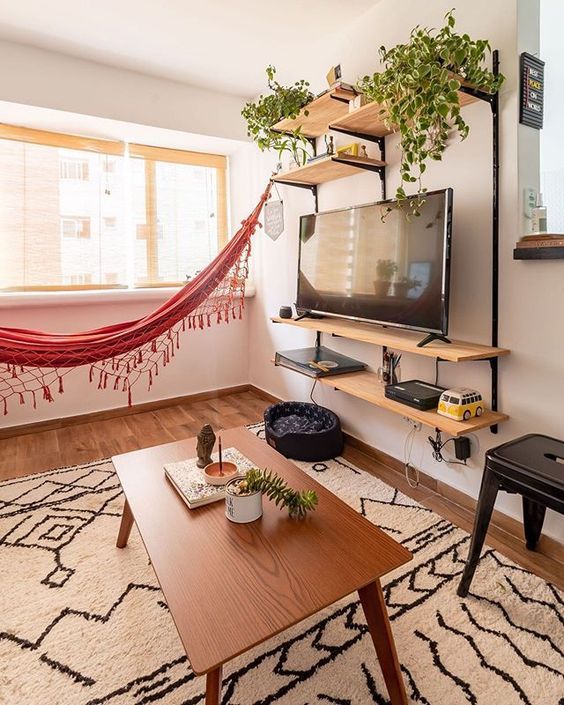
274;346;366;379
279;306;293;319
385;379;446;411
297;189;453;341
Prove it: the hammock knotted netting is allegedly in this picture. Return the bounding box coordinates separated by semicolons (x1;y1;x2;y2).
0;182;272;415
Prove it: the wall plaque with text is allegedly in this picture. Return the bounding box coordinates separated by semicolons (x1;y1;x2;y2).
520;52;545;129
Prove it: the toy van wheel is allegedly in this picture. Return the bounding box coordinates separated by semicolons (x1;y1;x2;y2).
476;407;483;417
463;410;471;420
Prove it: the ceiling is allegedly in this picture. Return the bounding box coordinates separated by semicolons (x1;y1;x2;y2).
0;0;377;98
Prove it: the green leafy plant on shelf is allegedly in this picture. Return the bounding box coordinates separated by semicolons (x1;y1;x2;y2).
241;65;314;168
376;258;398;281
358;9;505;217
233;467;318;519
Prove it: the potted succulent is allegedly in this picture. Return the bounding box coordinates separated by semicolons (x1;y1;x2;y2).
374;258;398;297
225;467;318;523
358;10;505;217
241;65;314;168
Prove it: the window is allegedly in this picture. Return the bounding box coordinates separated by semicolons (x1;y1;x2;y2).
61;217;91;239
130;144;227;287
60;157;89;181
0;125;227;292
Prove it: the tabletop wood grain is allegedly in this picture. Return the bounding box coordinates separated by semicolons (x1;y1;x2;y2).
112;427;412;675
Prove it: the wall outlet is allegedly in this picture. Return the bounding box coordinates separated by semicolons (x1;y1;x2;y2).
403;417;422;431
523;187;537;219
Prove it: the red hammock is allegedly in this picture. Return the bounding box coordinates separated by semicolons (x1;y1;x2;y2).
0;182;272;414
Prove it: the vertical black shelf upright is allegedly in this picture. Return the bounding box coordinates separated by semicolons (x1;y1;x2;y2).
457;49;500;433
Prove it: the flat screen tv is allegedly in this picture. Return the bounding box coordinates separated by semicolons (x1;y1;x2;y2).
297;189;453;337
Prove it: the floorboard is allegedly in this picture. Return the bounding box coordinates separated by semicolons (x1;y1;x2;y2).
0;390;561;588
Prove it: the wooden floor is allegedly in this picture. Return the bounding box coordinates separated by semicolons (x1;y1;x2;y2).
0;389;561;589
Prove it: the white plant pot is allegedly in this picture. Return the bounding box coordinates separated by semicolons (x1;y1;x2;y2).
225;479;263;523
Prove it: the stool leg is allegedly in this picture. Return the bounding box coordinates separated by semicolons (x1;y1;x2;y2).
457;468;499;597
522;497;546;550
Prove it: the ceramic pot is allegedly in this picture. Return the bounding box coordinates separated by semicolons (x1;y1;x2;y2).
203;461;239;486
373;280;391;297
225;478;263;523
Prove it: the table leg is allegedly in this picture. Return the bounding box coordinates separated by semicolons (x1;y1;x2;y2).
358;579;408;705
522;497;547;550
116;499;134;548
457;468;499;597
205;665;223;705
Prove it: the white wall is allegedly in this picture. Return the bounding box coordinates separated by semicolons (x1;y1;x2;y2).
0;39;248;141
231;0;564;542
0;294;250;426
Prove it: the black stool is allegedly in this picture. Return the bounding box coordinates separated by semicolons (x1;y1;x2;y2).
457;434;564;597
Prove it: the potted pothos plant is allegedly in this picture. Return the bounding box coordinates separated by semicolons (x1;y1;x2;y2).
374;258;398;297
225;467;318;523
358;9;505;217
241;65;314;168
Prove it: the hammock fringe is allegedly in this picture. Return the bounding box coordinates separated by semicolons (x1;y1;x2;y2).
0;183;272;414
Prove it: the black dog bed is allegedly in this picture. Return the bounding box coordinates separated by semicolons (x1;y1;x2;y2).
264;401;343;461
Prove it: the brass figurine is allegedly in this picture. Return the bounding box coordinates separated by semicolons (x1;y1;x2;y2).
196;424;216;468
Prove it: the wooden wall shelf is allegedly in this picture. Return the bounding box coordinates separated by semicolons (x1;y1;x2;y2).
329;88;480;141
316;370;508;436
330;101;392;139
272;154;385;187
271;316;510;362
514;246;564;260
272;85;356;139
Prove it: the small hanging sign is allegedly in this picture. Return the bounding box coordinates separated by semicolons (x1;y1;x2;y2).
264;200;284;241
520;52;545;129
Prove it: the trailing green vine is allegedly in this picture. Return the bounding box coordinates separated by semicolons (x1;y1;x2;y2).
238;467;318;519
358;10;504;216
242;66;314;167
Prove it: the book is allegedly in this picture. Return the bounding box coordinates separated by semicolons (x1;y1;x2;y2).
164;448;255;509
520;233;563;242
275;345;367;378
517;238;564;248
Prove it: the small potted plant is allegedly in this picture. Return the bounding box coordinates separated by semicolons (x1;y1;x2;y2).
374;259;398;297
241;65;314;168
225;467;318;523
358;10;504;217
393;275;421;298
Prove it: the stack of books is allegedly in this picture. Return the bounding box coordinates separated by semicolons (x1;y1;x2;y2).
516;233;564;250
164;448;254;510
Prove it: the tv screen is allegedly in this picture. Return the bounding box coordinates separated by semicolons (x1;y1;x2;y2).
297;189;453;335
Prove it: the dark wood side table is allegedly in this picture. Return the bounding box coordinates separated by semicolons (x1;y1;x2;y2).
458;434;564;597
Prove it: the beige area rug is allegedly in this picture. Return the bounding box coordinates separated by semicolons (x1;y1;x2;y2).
0;424;562;704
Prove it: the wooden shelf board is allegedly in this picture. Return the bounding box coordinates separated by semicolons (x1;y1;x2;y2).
330;101;393;138
514;246;564;260
272;85;356;138
272;154;385;186
271;316;510;362
330;88;480;139
316;370;508;436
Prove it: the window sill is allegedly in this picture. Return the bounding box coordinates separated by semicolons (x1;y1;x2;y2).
0;284;256;309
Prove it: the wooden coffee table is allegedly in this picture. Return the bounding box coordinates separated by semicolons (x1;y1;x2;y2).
112;426;412;704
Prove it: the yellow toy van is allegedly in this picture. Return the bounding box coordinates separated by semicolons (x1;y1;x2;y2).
437;388;484;422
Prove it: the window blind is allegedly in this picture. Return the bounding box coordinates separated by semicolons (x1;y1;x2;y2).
0;126;228;292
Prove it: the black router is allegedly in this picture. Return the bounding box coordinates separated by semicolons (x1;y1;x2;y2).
385;379;446;411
